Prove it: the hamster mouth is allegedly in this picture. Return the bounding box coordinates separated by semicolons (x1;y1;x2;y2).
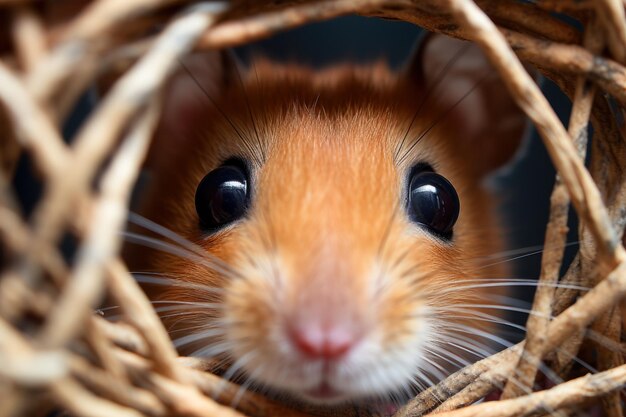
303;381;344;401
301;382;403;417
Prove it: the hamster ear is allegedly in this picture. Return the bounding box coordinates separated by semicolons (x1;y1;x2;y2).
406;33;530;177
148;50;240;169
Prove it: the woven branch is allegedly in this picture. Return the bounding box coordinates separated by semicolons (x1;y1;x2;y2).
0;1;625;417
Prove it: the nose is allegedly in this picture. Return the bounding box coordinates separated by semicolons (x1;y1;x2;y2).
289;323;358;359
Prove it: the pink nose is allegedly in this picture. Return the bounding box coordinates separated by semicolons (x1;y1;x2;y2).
289;324;357;359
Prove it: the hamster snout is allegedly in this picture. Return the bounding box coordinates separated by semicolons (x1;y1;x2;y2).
133;33;529;405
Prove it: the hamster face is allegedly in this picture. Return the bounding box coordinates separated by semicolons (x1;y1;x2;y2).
133;35;527;405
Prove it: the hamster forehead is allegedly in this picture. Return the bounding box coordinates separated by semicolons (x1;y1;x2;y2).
187;61;458;205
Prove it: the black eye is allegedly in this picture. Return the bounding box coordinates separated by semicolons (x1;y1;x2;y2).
195;161;250;232
407;168;460;239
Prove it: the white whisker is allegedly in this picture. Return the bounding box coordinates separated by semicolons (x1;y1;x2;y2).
477;241;579;269
132;273;225;294
124;231;240;279
173;328;227;348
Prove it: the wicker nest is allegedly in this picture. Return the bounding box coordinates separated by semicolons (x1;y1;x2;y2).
1;1;626;416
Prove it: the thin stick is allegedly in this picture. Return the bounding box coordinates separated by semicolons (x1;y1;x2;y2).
11;6;46;72
397;258;626;416
198;0;412;48
429;364;626;417
0;61;69;177
444;0;625;287
107;259;185;382
394;346;524;416
501;29;626;109
24;0;193;105
0;205;67;285
371;5;626;108
501;20;601;400
591;306;624;417
92;318;149;357
26;2;226;264
38;98;160;348
594;0;626;65
115;349;317;417
51;378;147;417
69;354;168;416
475;0;581;44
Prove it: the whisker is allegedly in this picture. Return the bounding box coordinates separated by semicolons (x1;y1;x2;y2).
420;351;458;378
190;340;234;359
217;351;255;396
432;332;500;360
436;280;590;296
478;240;579;261
178;59;262;166
434;308;528;333
100;299;221;317
477;241;579;270
153;302;222;313
397;72;493;166
172;328;227;348
132;273;225;294
127;213;241;278
438;322;516;350
168;322;221;335
434;305;612;375
452;334;503;360
437;322;597;384
412;368;439;392
394;42;471;162
123;231;240;280
427;342;476;369
439;304;551;318
233;55;266;164
428;340;560;404
231;365;262;407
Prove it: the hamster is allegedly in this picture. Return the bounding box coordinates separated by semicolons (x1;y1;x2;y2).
128;33;528;405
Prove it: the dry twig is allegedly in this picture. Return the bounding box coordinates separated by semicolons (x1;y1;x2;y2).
432;364;626;417
500;18;603;400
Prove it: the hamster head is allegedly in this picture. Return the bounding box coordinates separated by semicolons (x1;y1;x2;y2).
133;33;528;404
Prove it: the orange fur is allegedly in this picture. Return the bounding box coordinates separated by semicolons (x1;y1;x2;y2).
128;40;525;404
